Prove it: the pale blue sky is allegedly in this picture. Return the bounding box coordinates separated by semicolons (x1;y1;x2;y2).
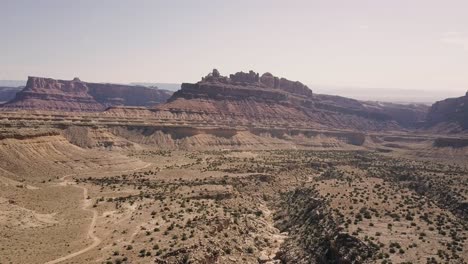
1;0;467;92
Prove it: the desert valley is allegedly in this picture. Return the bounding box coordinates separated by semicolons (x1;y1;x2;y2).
0;69;466;264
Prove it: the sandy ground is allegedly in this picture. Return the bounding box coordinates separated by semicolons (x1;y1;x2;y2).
0;133;466;263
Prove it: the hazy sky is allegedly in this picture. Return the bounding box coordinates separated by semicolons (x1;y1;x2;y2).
1;0;467;92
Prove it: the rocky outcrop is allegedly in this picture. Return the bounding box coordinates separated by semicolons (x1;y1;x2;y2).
426;92;468;132
275;188;376;263
157;70;315;129
3;77;104;111
260;72;313;98
172;69;311;103
1;71;430;132
157;69;424;131
2;77;173;112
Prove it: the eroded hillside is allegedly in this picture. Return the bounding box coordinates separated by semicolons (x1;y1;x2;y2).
0;135;466;263
0;70;467;264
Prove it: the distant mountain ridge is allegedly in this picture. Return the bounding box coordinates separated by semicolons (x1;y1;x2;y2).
1;77;173;111
155;69;427;131
131;82;181;92
1;73;466;133
311;85;464;104
0;86;23;103
426;91;468;133
2;79;462;104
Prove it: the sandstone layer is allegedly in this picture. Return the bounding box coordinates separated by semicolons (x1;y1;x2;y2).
2;77;173;112
156;69;426;131
1;71;432;133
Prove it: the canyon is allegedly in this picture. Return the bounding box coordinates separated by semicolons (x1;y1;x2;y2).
0;70;467;264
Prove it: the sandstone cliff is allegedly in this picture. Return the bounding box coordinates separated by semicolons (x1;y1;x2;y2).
2;77;173;112
3;77;104;111
156;69;424;131
1;71;431;132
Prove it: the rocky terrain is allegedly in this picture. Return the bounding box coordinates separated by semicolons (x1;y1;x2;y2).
155;70;428;132
0;137;466;263
0;70;467;264
426;91;468;133
1;77;172;111
0;70;430;132
3;77;105;111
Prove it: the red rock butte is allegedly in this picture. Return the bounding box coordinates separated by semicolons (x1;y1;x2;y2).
2;76;173;112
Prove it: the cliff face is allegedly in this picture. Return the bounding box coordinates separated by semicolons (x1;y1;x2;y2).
1;71;431;132
2;77;173;111
3;77;104;111
169;70;311;104
157;70;316;129
157;69;424;131
426;92;468;131
314;94;429;128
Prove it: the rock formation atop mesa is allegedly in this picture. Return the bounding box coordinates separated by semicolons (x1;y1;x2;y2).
2;77;103;111
157;69;427;131
1;70;431;132
167;69;313;106
155;69;315;128
2;76;173;112
198;69;312;98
